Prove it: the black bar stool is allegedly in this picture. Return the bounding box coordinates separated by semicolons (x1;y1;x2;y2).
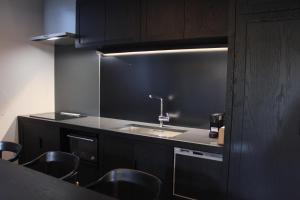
0;141;22;162
23;151;80;181
86;168;162;200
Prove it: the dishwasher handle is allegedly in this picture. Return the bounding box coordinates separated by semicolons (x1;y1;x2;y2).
174;147;223;162
66;134;95;142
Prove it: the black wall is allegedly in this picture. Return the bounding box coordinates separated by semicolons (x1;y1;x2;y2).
100;52;227;129
55;45;99;116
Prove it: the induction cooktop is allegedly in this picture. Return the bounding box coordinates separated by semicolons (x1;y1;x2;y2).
30;112;86;121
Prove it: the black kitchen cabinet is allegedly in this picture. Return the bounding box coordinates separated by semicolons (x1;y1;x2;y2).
76;0;228;48
228;9;300;200
18;117;223;199
102;136;173;199
141;0;185;42
102;135;135;174
76;0;105;48
134;142;173;200
18;118;60;163
239;0;300;14
105;0;141;44
184;0;228;39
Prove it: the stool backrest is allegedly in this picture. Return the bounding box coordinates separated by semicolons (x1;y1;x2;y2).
87;168;162;200
0;141;22;162
24;151;79;180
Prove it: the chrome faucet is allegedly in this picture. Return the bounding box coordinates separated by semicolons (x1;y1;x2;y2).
149;94;169;127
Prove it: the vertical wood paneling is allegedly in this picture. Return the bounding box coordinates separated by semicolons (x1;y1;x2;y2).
229;10;300;200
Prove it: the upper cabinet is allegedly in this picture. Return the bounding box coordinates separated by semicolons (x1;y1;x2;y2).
76;0;105;48
185;0;228;39
76;0;229;49
141;0;185;41
105;0;141;44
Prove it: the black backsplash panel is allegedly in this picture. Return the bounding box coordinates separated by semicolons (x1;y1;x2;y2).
100;52;227;129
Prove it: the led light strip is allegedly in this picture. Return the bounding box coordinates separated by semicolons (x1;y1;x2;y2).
100;47;228;57
47;37;60;41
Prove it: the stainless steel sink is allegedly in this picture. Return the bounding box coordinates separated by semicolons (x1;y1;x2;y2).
117;124;186;138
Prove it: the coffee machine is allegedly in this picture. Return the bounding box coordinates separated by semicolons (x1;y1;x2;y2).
209;113;224;138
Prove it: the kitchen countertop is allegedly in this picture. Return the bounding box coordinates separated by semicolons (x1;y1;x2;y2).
26;115;222;148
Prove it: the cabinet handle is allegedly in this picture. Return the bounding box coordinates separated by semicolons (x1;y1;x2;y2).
66;135;95;142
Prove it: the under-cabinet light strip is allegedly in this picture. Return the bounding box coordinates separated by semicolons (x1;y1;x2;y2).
100;47;228;57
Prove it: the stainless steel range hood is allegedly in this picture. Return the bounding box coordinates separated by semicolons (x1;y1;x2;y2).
31;0;77;44
31;32;76;41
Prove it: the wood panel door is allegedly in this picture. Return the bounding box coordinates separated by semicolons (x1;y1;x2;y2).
184;0;229;39
229;10;300;200
76;0;105;48
105;0;141;44
141;0;185;42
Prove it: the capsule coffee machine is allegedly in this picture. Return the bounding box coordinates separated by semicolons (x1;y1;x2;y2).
209;113;224;138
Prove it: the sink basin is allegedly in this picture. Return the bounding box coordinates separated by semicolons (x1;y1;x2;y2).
117;124;186;138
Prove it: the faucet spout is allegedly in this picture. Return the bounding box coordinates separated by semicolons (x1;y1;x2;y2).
149;94;169;127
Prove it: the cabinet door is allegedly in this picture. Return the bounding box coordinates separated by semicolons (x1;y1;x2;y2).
239;0;300;14
184;0;228;39
141;0;184;41
105;0;140;44
76;0;105;48
134;142;173;200
19;119;41;163
229;10;300;200
103;135;135;173
18;118;60;163
38;125;61;154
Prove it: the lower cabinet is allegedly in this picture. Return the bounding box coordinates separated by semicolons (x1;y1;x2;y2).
134;142;173;200
18;117;61;164
102;135;135;173
101;135;224;200
102;135;173;199
18;119;224;199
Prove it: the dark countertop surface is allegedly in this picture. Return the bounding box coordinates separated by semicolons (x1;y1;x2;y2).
25;115;222;149
0;160;116;200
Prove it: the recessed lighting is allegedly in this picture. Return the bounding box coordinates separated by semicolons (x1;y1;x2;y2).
47;37;60;41
101;47;228;57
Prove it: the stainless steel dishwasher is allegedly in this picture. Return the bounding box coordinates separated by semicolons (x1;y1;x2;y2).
173;147;223;200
